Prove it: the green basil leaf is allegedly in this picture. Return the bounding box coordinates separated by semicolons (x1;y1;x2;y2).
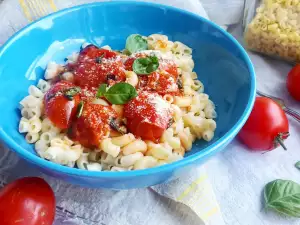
138;57;152;65
264;179;300;217
96;84;107;98
104;82;137;105
296;162;300;170
133;56;159;75
125;34;148;54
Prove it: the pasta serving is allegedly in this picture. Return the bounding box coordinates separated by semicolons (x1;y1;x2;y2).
18;34;217;171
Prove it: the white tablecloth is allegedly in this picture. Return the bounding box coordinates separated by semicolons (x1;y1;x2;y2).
206;24;300;225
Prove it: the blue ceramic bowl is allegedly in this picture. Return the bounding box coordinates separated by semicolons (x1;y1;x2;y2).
0;1;255;189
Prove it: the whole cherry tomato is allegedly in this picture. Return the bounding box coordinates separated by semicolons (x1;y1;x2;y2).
238;97;289;151
69;45;125;88
0;177;56;225
44;80;81;129
124;91;171;142
287;64;300;101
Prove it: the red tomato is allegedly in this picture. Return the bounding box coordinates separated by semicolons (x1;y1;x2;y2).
68;45;125;88
44;81;81;129
287;64;300;101
159;59;178;77
238;97;289;151
72;60;125;88
0;177;55;225
124;55;178;77
138;71;179;96
78;45;118;62
124;91;171;142
125;55;179;95
69;103;117;148
80;86;98;102
124;57;135;71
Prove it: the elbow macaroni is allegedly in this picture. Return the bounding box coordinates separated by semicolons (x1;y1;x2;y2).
244;0;300;62
18;33;217;172
100;138;121;158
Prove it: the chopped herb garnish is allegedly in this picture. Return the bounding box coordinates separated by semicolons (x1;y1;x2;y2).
106;74;116;82
83;162;88;170
77;101;84;118
177;78;183;89
167;118;175;129
110;118;127;134
194;112;200;116
64;87;81;100
117;158;121;164
95;53;105;63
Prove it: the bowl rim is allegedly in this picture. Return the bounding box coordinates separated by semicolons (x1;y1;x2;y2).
0;1;256;178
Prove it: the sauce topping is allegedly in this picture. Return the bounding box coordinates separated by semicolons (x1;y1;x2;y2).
124;91;171;142
68;103;117;148
44;81;81;129
44;46;180;145
68;45;126;89
124;53;179;95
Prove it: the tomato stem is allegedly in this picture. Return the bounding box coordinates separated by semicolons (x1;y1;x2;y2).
275;136;287;150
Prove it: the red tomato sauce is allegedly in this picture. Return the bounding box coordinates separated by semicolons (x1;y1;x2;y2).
68;103;117;148
124;55;180;96
44;81;81;129
43;47;182;146
138;71;179;95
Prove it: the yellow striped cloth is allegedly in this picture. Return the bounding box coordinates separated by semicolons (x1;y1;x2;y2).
19;0;57;21
16;1;225;224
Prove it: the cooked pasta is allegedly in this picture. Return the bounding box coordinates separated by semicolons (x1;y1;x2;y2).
133;156;158;170
18;34;217;171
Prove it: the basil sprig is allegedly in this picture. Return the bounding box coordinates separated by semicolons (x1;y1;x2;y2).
125;34;148;54
97;82;137;105
133;56;159;75
264;179;300;217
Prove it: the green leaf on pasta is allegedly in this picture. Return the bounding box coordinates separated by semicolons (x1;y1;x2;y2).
125;34;148;54
98;82;137;105
133;56;159;75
